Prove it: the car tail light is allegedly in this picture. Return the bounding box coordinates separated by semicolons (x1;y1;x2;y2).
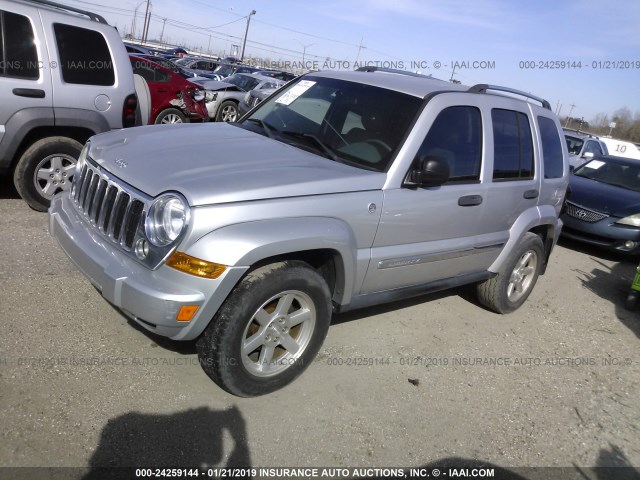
122;94;138;128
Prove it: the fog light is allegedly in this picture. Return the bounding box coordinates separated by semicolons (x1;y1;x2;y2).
135;239;149;259
624;240;636;250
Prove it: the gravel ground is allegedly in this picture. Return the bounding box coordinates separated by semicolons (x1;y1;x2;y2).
1;184;639;480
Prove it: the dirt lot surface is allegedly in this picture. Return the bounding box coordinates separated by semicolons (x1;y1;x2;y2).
1;184;639;480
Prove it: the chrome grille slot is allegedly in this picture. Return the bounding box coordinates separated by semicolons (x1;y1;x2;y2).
70;157;150;253
100;185;118;233
84;173;99;215
124;200;145;247
111;192;131;244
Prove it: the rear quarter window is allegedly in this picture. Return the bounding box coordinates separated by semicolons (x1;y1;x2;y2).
54;23;114;86
537;116;564;179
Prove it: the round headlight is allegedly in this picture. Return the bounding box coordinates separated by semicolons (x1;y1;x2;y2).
145;194;189;247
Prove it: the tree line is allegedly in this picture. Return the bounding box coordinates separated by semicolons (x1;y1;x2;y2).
562;107;640;143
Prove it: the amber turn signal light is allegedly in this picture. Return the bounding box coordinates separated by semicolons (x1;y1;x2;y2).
166;252;227;279
177;305;199;322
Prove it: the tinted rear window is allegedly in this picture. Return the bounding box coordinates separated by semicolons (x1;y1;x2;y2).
537;116;564;179
54;23;114;86
492;109;534;180
0;10;39;79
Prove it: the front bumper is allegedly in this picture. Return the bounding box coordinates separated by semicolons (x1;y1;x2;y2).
560;212;640;253
49;193;247;340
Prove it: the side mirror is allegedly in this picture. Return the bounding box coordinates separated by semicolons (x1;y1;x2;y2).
582;152;594;160
408;155;450;187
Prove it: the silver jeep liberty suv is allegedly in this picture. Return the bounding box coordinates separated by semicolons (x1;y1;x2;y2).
49;67;569;396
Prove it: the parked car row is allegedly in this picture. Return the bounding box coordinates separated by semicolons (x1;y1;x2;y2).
194;73;285;122
129;55;208;124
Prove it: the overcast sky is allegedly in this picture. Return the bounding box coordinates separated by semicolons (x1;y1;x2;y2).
67;0;639;122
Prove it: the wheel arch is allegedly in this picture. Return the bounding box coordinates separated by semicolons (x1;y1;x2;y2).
183;217;358;306
488;206;561;275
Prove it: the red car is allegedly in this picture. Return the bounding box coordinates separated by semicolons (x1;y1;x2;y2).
129;55;208;124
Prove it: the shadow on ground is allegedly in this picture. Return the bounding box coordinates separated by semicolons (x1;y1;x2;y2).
83;406;251;479
0;175;19;200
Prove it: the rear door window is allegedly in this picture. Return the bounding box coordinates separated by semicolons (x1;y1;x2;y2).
492;109;534;180
54;23;114;86
0;10;39;79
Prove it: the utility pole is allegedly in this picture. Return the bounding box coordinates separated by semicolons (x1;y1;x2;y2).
159;18;167;45
355;36;364;64
240;10;256;62
141;0;152;43
296;40;315;70
131;0;145;41
207;34;212;55
564;103;576;128
449;64;456;82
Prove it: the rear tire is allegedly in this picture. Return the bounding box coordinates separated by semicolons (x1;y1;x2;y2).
196;261;332;397
155;108;187;124
13;136;83;212
477;233;544;313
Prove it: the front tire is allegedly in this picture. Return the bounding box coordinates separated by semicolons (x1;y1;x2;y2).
215;100;239;122
13;136;83;212
477;233;544;313
196;261;332;397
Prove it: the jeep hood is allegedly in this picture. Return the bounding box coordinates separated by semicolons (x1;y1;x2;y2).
87;123;385;206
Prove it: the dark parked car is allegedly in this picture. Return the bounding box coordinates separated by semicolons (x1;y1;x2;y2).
173;56;220;79
161;47;189;58
253;70;297;82
561;155;640;254
129;55;208;124
210;63;260;80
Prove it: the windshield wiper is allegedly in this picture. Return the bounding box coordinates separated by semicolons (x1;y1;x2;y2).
245;118;276;139
280;131;339;161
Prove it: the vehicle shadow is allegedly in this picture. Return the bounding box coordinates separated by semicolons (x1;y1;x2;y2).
332;288;468;326
558;236;635;264
570;253;640;339
0;175;20;199
82;406;252;479
398;451;639;479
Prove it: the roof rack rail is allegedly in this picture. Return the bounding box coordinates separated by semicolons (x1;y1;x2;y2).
468;84;551;110
23;0;108;23
355;66;434;79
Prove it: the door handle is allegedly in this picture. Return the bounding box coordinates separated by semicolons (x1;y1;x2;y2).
524;189;539;199
458;195;483;206
13;88;46;98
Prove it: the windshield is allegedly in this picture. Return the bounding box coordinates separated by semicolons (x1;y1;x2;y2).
226;74;260;91
214;63;235;76
565;135;584;155
240;76;422;172
173;58;194;66
574;158;640;192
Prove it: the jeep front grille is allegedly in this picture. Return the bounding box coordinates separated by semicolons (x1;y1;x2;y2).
72;159;147;250
565;202;608;223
